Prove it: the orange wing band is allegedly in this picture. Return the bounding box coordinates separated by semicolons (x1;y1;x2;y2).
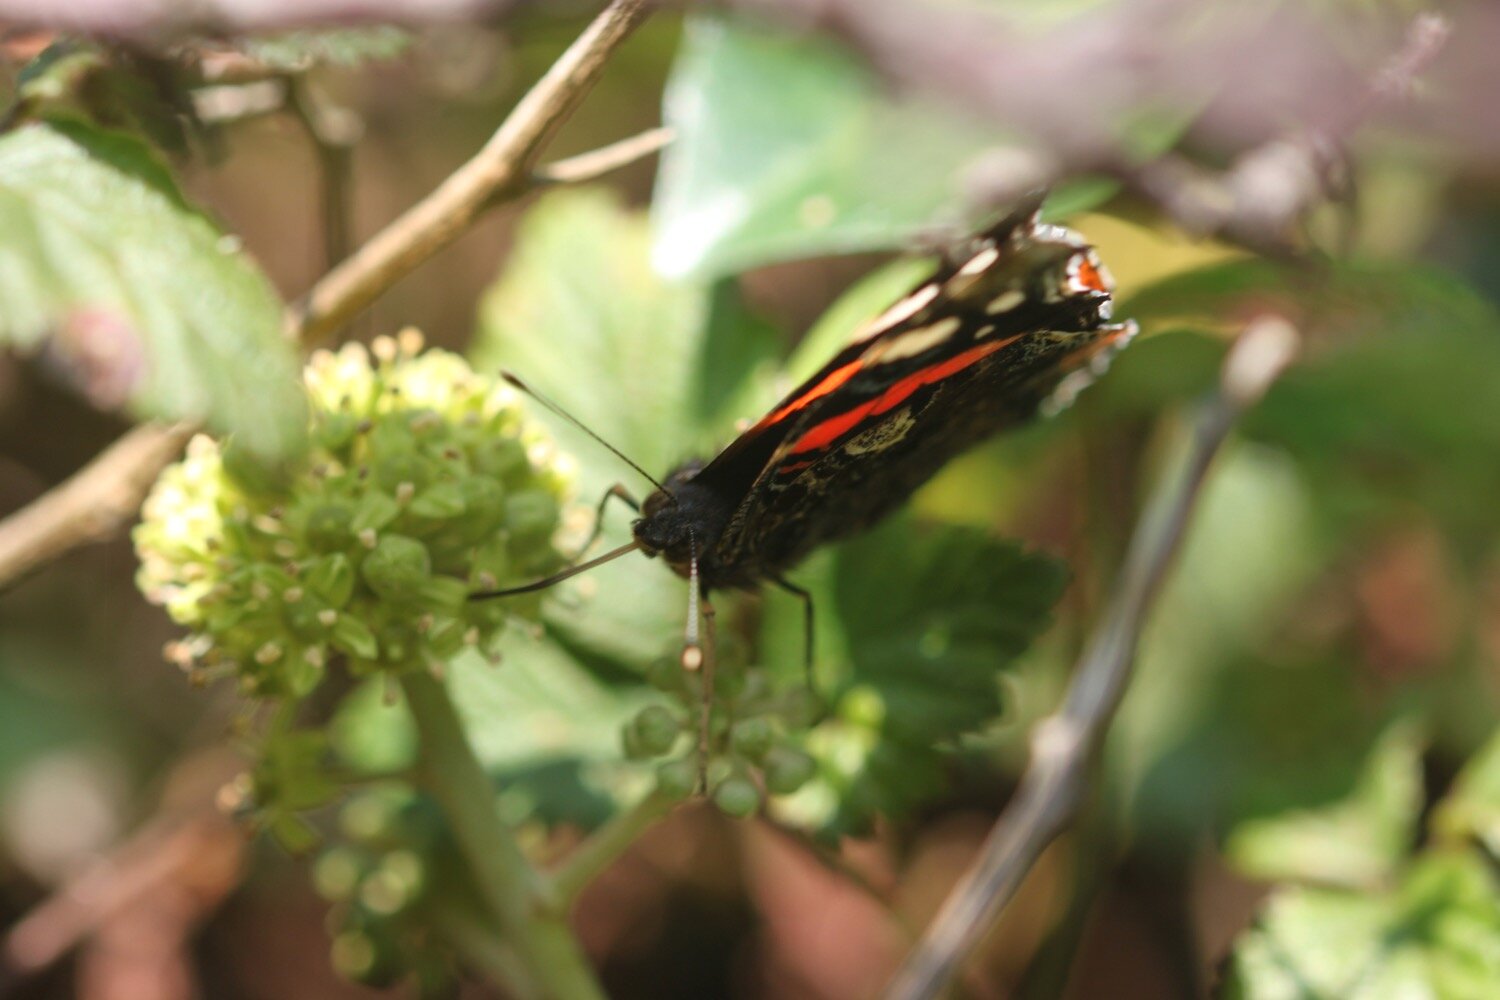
788;334;1022;455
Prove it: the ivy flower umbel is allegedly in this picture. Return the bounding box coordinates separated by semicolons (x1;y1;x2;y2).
135;330;574;697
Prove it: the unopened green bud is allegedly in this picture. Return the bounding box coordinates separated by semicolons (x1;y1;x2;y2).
730;718;774;761
763;745;817;796
304;503;356;551
503;490;559;543
313;847;365;901
476;437;527;480
360;535;431;601
654;759;698;801
627;705;681;758
134;334;574;702
713;775;761;817
646;656;688;695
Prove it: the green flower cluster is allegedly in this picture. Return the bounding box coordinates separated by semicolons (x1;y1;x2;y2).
314;786;456;990
627;649;819;815
134;330;573;697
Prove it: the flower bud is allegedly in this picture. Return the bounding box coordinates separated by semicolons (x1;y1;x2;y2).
713;775;761;818
730;718;774;761
763;745;817;796
360;535;432;602
626;705;682;758
134;333;573;693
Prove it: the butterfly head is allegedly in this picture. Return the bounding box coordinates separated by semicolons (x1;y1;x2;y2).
631;461;729;573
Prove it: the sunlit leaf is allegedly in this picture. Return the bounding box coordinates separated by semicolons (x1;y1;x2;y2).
1226;720;1425;888
1223;850;1500;1000
0;120;305;463
1433;727;1500;858
472;188;781;669
652;15;1127;280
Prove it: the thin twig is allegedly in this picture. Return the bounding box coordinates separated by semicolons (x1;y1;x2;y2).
0;748;244;985
549;791;675;903
0;423;193;588
1125;13;1447;250
191;80;289;124
289;0;651;343
884;317;1301;1000
287;77;362;270
533;125;673;186
0;1;655;592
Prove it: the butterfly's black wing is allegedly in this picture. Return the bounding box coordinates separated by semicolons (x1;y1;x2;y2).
690;204;1135;586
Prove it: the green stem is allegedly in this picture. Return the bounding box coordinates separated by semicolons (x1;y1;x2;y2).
550;790;675;903
399;670;605;1000
430;902;541;1000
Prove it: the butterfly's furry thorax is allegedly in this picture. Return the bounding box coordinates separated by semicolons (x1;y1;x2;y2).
632;461;746;587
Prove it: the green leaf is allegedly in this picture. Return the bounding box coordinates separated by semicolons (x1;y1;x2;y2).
330;638;655;828
243;27;413;70
1433;728;1500;857
834;519;1068;741
1115;258;1500;537
474;187;774;472
1222;850;1500;1000
765;516;1068;833
472;187;781;669
1103;445;1335;844
1226;720;1426;888
782;256;936;386
0;120;305;463
652;15;1129;280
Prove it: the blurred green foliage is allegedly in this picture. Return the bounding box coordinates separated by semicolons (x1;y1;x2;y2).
2;4;1499;997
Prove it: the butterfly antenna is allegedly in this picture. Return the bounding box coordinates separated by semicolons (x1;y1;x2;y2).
469;540;642;600
502;371;672;497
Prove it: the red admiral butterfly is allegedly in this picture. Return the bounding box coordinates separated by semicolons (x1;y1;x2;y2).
476;197;1135;778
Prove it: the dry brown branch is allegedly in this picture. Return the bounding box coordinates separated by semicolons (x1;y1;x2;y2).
289;0;651;344
883;317;1302;1000
533;125;673;186
0;749;244;984
0;1;656;592
0;0;529;38
1116;14;1451;252
287;77;362;270
0;423;193;587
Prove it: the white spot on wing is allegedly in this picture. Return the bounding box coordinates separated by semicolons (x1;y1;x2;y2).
866;283;939;338
958;246;999;276
985;289;1026;315
873;316;961;362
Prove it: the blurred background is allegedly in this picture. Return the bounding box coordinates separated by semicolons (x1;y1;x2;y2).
2;1;1499;998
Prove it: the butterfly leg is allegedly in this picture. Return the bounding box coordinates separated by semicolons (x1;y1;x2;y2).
569;483;640;562
695;592;718;795
678;595;717;794
771;576;817;697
